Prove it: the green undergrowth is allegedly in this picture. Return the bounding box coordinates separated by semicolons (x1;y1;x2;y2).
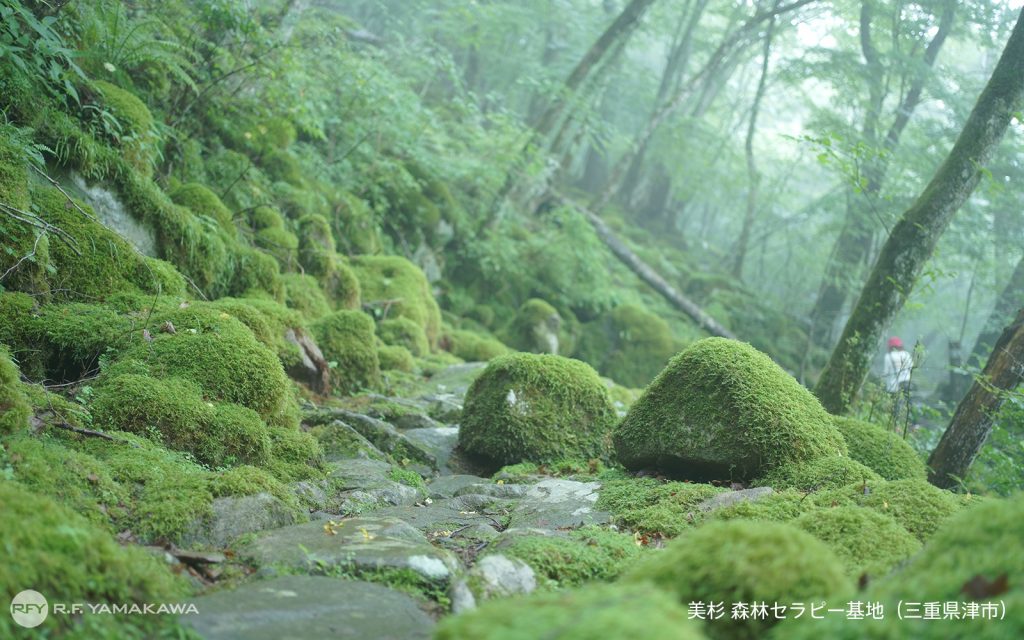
596;478;728;537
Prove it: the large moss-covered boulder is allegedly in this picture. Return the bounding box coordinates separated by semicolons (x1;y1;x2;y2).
624;519;851;640
832;416;927;481
170;182;234;232
459;353;618;469
0;482;191;638
351;255;441;347
793;506;921;578
614;338;846;481
0;345;31;435
312;310;381;395
435;583;706;640
577;303;680;388
379;316;430;357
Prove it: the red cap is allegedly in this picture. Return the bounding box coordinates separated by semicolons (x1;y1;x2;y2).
887;337;904;349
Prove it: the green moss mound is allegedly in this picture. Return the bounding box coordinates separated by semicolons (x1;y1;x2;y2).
91;80;156;176
210;464;300;511
756;455;882;491
352;255;442;347
434;583;706;640
169;182;234;231
312;310;381;395
458;353;618;469
378;317;430;357
296;213;335;275
499;527;642;588
793;506;921;578
445;328;510;361
118;305;297;427
614;338;846;482
505;298;562;354
322;253;362;310
832;416;927;481
0;126;49;294
577;303;679;388
0;482;191;638
266;427;325;481
282;273;332;320
707;489;819;524
597;478;728;537
777;493;1024;640
378;344;416;373
0;346;31;435
625;519;851;640
816;478;968;542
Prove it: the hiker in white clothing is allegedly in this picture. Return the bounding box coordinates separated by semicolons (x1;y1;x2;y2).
884;336;914;426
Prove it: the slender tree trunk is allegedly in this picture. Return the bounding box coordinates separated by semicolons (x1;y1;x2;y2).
808;0;956;348
814;9;1024;414
733;10;777;279
928;309;1024;489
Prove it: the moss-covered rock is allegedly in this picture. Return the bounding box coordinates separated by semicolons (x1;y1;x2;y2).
323;252;362;310
312;310;381;395
296;213;335;275
832;416;927;481
497;527;642;589
266;426;325;481
378;317;430;357
505;298;562;354
255;225;300;270
169;182;234;232
625;519;852;640
0;482;191;638
334;190;382;254
577;304;679;388
613;338;847;482
458;353;618;469
707;488;819;524
816;478;968;542
793;506;921;578
777;492;1024;639
0;125;50;295
91;373;273;468
232;245;284;300
378;344;416;373
91;80;157;176
756;455;882;492
210;464;301;511
434;583;705;640
444;328;510;362
0;346;30;435
282;273;332;320
596;478;728;537
352;255;442;348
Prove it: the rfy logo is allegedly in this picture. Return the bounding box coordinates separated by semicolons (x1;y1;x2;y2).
10;590;48;628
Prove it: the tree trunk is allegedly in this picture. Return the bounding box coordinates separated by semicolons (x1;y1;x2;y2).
808;0;956;348
814;8;1024;415
927;309;1024;489
554;192;736;339
733;9;777;280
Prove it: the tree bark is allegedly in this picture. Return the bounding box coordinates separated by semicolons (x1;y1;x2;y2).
814;8;1024;414
927;309;1024;489
807;0;956;348
554;192;736;339
733;9;777;279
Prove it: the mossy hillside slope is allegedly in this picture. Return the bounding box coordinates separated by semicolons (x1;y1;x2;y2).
351;255;441;348
576;303;680;388
614;338;846;481
458;353;618;469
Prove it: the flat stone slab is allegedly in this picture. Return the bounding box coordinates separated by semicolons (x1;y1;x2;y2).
238;517;459;583
697;487;774;512
417;363;486;399
403;427;459;474
183;493;300;549
183;575;434;639
451;554;537;613
426;474;489;499
374;494;512;535
509;479;609;529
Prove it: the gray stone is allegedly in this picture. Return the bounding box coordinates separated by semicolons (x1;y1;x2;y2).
404;427;459;473
320;410;438;470
509;479;609;529
63;171;158;256
453;483;529;499
423;393;463;423
373;494;510;535
182;493;301;549
313;421;388;463
238;517;459;583
392;413;445;431
426;474;489;499
182;575;434;640
451;554;537;613
417;363;486;399
697;487;774;512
